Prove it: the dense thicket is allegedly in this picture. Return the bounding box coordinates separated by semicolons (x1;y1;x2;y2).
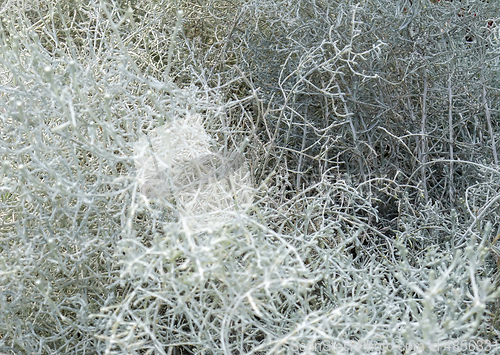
1;0;500;354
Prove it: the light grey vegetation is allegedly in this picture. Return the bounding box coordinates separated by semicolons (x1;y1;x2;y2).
1;0;500;354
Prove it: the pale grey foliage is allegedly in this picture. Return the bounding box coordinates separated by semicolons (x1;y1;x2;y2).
1;1;500;354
